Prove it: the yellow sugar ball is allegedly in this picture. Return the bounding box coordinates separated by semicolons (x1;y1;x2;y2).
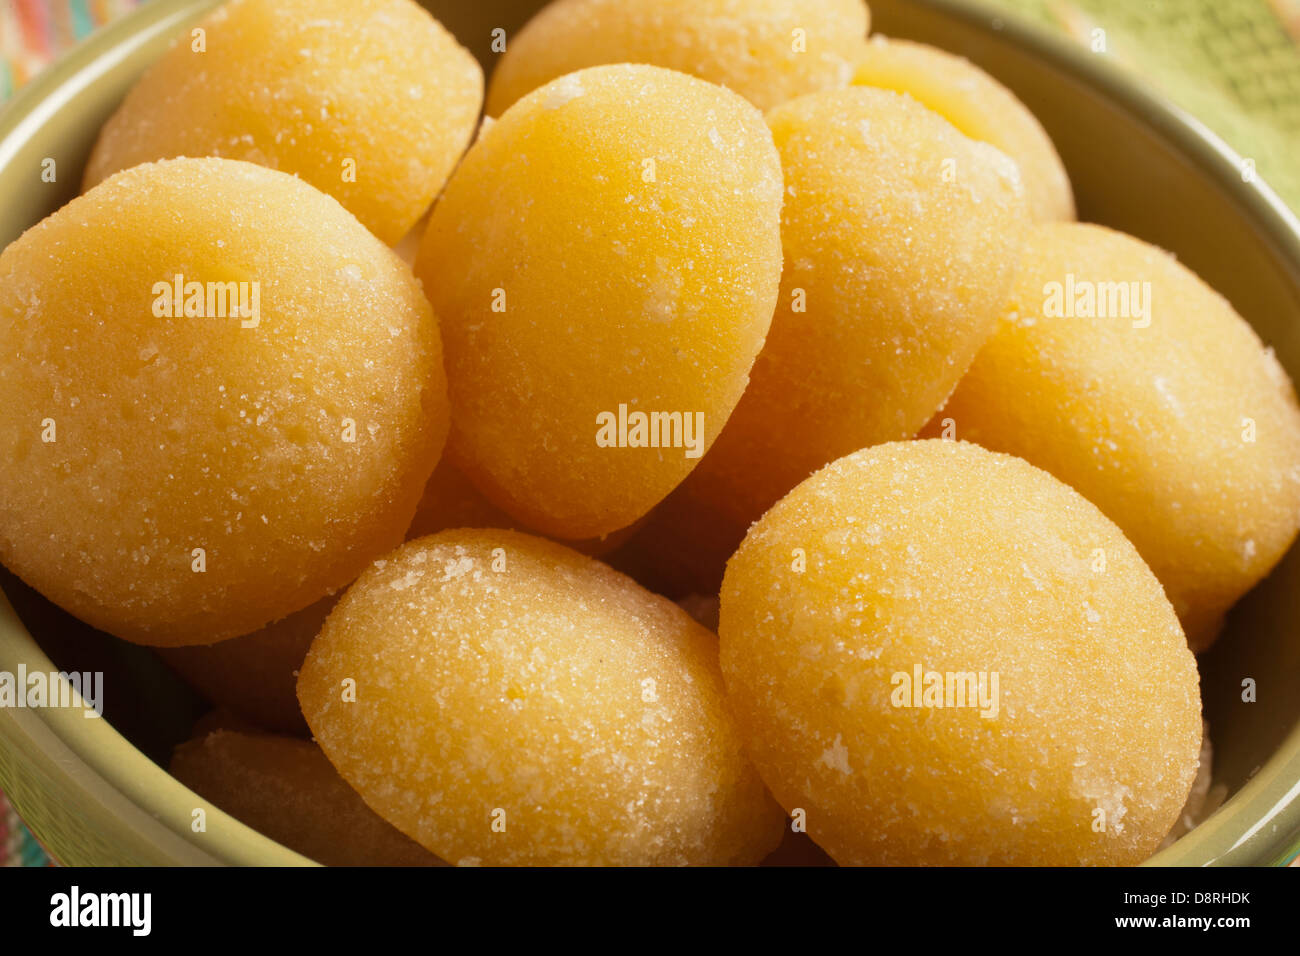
931;223;1300;650
83;0;483;244
171;731;442;866
0;158;448;646
682;86;1029;532
297;529;784;866
852;36;1074;221
719;440;1203;866
486;0;870;115
157;596;334;735
416;64;784;540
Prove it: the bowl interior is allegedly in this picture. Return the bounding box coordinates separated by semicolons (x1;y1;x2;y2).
0;0;1297;865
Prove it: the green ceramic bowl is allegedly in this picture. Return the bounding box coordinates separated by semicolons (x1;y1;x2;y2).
1;0;1298;866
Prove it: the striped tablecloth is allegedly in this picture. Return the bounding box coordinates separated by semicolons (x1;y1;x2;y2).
2;0;1300;867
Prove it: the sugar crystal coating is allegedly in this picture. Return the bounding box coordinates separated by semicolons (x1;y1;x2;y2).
171;730;442;866
0;158;448;645
416;64;784;539
487;0;870;115
930;223;1300;650
297;528;784;866
83;0;483;244
681;86;1029;535
853;36;1075;221
719;440;1203;866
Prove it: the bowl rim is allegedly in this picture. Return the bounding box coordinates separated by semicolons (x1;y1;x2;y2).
0;0;1297;866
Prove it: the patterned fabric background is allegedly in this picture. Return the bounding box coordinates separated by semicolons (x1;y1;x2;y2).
999;0;1300;217
1;0;1299;867
1;0;142;99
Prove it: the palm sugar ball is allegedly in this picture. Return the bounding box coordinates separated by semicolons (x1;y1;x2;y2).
297;529;784;866
416;64;783;540
157;595;335;734
172;730;442;866
83;0;483;244
719;440;1203;866
931;223;1300;650
0;157;448;646
681;86;1029;531
852;36;1074;221
487;0;870;115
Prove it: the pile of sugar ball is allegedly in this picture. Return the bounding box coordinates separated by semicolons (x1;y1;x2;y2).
2;0;1297;866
